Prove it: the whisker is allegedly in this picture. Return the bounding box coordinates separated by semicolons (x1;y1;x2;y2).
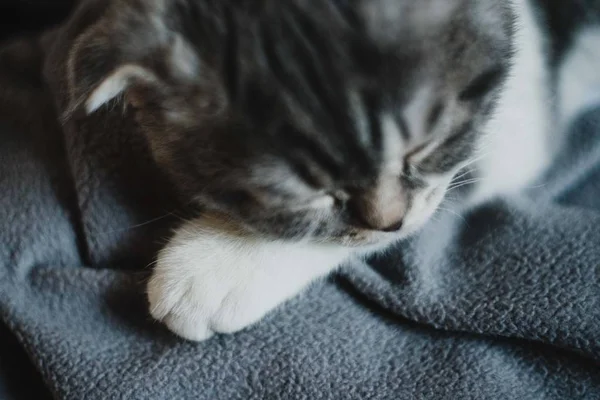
525;182;550;190
96;211;178;235
302;212;323;241
457;151;492;170
447;177;482;189
144;259;159;271
437;206;469;225
451;168;477;183
446;179;483;193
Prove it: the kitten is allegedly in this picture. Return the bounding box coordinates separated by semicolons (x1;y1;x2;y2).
64;0;600;341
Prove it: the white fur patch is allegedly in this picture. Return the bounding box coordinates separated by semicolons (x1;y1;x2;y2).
470;0;551;203
169;35;200;79
349;90;372;147
380;113;405;173
147;217;351;341
403;174;451;233
362;0;459;42
85;64;157;113
403;84;432;138
558;27;600;127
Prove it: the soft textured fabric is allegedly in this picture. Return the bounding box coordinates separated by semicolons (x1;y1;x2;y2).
1;6;600;400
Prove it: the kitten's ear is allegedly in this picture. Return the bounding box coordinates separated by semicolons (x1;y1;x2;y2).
66;31;202;116
63;2;217;121
83;64;159;114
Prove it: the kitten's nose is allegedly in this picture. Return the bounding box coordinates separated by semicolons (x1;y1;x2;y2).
349;203;404;232
380;219;403;232
353;213;404;232
349;183;405;232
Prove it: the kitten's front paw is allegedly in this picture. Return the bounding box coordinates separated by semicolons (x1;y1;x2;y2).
147;223;347;341
147;246;274;341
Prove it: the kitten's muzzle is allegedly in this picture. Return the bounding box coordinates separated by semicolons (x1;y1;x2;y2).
346;185;406;233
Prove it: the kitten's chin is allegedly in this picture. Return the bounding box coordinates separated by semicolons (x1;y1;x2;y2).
337;208;442;251
329;230;409;251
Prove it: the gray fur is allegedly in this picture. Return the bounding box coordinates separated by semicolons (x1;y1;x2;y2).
65;0;514;242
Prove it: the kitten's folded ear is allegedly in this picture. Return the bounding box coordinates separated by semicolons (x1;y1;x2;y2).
66;33;200;116
64;3;220;121
82;63;160;114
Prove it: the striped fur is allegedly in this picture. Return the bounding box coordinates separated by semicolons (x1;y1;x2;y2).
71;0;515;243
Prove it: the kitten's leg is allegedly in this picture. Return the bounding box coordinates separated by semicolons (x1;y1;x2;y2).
147;216;351;341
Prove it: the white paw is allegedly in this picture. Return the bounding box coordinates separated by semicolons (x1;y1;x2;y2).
147;256;277;341
147;218;349;341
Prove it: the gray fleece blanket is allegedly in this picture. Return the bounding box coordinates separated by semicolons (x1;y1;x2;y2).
1;9;600;400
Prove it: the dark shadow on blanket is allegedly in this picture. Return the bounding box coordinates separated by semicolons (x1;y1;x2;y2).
0;323;53;400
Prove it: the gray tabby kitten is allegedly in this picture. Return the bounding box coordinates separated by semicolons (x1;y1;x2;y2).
66;0;600;340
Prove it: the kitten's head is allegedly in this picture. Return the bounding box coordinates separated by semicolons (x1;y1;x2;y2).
68;0;514;247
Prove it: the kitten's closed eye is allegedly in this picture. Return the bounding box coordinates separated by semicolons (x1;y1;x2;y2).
294;190;348;212
403;139;435;171
459;66;506;102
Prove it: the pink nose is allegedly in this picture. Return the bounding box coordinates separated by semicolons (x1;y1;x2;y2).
349;194;405;232
351;210;404;232
380;219;403;232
